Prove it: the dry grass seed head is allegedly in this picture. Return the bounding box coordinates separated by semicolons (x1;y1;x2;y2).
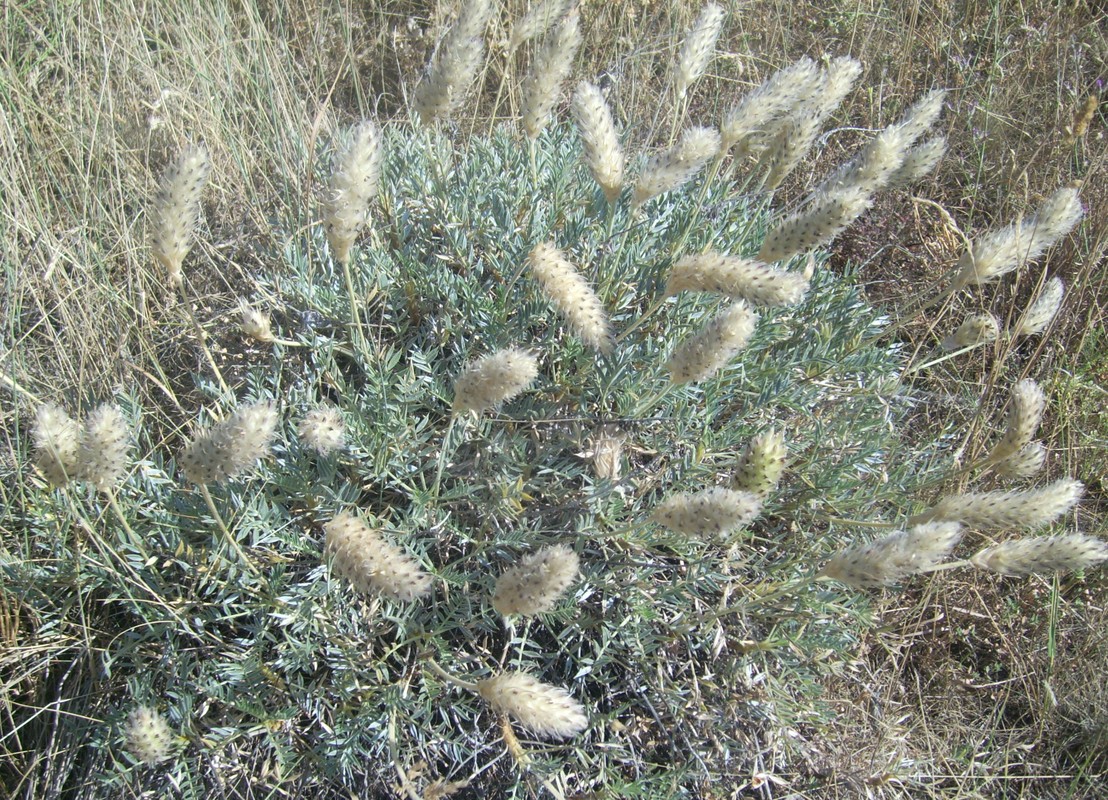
672;3;726;100
667;300;758;385
821;522;963;589
988;378;1046;465
941;312;1000;351
583;424;625;480
1015;275;1064;336
632;126;721;209
509;0;573;51
150;144;210;290
971;534;1108;577
732;428;787;496
414;0;493;124
77;404;130;492
125;706;175;765
887;136;948;187
477;672;588;739
913;477;1083;530
324;512;433;602
238;300;275;343
522;12;582;140
757;186;873;264
571;81;625;203
298;405;345;455
994;441;1047;480
527;242;613;353
651;487;763;538
721;56;821;153
451;348;540;415
325;120;383;265
665;252;809;306
33;403;81;487
179;401;278;485
492;543;580;616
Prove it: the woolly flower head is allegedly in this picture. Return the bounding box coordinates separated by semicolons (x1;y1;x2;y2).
77;404;131;492
672;3;725;100
324;512;432;602
632;125;721;210
509;0;572;51
125;706;175;765
298;405;345;455
954;187;1083;288
757;186;872;264
987;379;1045;466
721;56;821;153
571;81;625;203
33;403;81;487
150;144;210;290
325;120;383;265
521;12;582;140
1015;276;1064;337
732;429;787;497
652;487;763;538
941;313;999;351
452;348;539;415
414;0;492;124
667;300;758;385
971;534;1108;577
582;424;625;481
477;672;588;739
665;252;809;307
179;401;278;485
528;243;613;353
993;442;1047;480
911;478;1083;531
821;522;963;589
492;543;580;616
238;300;275;343
887;136;947;187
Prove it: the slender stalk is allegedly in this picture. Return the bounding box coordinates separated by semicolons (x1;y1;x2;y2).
615;295;669;344
341;257;366;356
425;657;479;692
432;416;461;501
180;295;230;395
198;483;257;573
705;574;825;622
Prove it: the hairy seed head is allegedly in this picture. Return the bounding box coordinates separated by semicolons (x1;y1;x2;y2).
77;404;131;492
673;3;726;100
582;424;625;480
721;57;821;153
492;543;580;616
571;81;625;203
651;487;763;538
987;379;1046;465
509;0;573;51
452;348;540;415
125;706;175;765
633;125;721;209
298;405;345;455
821;522;963;589
151;144;210;290
994;442;1047;480
238;300;275;343
414;0;493;124
1015;276;1064;337
941;313;1000;351
666;252;809;306
477;672;588;739
528;243;613;353
757;186;872;264
911;478;1083;530
179;401;278;485
522;13;582;140
325;120;383;265
887;136;947;187
732;429;787;496
324;511;433;602
971;534;1108;576
667;301;758;384
894;89;946;142
33;403;81;487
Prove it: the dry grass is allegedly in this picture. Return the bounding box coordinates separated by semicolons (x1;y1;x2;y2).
2;1;1106;797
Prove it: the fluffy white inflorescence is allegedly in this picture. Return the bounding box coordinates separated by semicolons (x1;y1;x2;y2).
757;186;872;264
987;379;1046;466
452;348;540;415
238;300;275;343
521;12;582;140
584;424;625;481
477;672;588;739
509;0;573;51
414;0;493;124
665;252;809;306
971;534;1108;577
721;57;821;153
324;512;433;602
955;187;1084;288
492;543;580;616
179;401;278;485
571;81;625;203
941;313;1000;351
125;706;175;765
151;144;210;290
993;442;1047;480
1015;276;1064;337
667;300;758;384
887;136;947;187
33;403;81;487
527;243;613;353
651;487;763;537
732;429;787;497
822;522;964;589
298;405;345;455
77;404;131;492
672;3;725;101
911;478;1083;530
325;120;383;265
633;126;721;209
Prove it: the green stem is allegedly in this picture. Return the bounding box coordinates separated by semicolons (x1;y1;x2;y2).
705;574;826;622
199;483;257;573
425;657;479;692
616;294;669;345
341;257;366;356
432;416;461;501
180;294;230;396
